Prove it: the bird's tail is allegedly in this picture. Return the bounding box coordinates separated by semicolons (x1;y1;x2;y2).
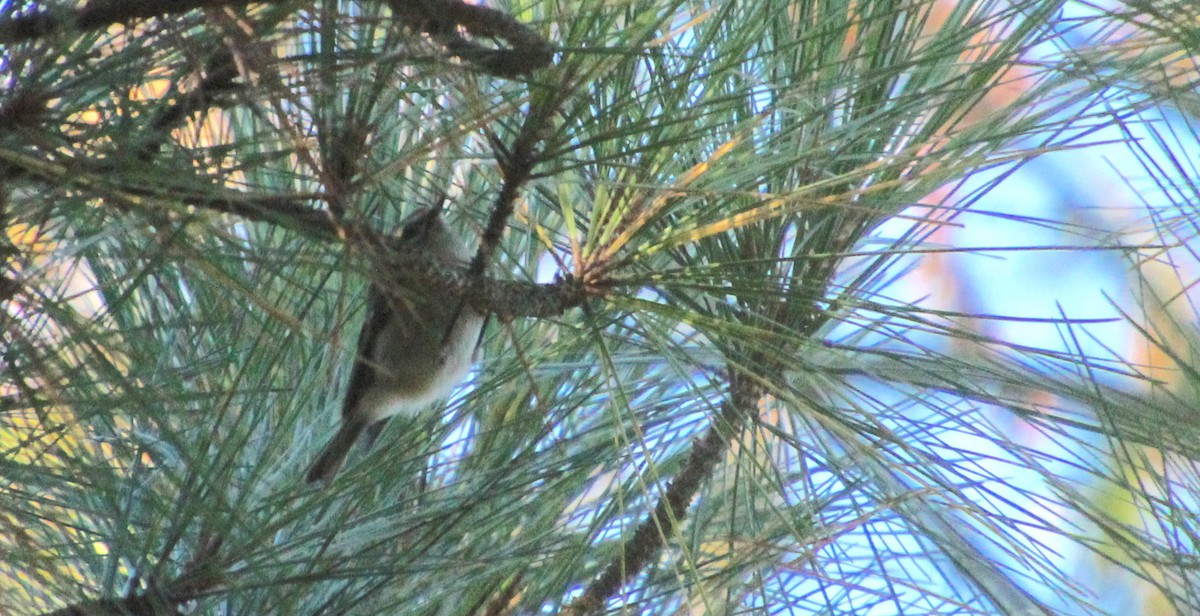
305;420;366;485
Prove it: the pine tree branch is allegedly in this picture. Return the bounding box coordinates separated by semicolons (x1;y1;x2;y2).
43;595;176;616
477;571;524;616
0;43;238;191
177;187;596;320
0;130;597;319
40;533;226;616
470;78;570;281
561;368;766;615
0;0;551;77
133;49;242;162
0;0;255;43
385;0;554;77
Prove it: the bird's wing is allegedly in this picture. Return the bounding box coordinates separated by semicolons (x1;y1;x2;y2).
340;284;390;419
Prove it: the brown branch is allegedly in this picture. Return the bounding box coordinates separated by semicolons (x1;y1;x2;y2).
0;178;17;306
471;118;543;281
0;88;50;131
478;571;525;616
169;187;595;319
380;239;592;320
43;594;176;616
0;0;254;44
1;116;595;319
41;532;226;616
41;573;225;614
469;66;576;282
560;369;765;616
0;0;552;77
386;0;553;77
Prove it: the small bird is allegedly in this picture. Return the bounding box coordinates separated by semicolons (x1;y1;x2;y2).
305;207;484;484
